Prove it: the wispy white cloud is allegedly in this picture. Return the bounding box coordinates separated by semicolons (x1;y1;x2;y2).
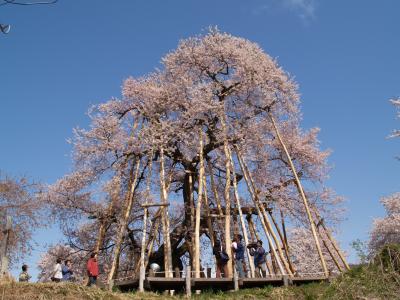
282;0;316;19
251;0;317;20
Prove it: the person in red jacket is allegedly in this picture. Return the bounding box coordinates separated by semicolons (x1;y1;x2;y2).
87;252;99;286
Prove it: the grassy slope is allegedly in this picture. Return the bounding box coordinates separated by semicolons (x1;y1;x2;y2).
2;246;399;300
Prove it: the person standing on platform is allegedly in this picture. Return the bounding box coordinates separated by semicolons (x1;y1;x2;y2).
213;240;229;278
249;240;267;277
232;234;246;278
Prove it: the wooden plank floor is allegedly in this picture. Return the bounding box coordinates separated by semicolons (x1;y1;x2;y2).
115;276;328;292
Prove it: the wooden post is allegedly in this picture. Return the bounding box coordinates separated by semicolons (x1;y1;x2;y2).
280;210;289;252
268;112;328;277
233;267;239;291
108;158;141;288
207;160;224;237
228;147;255;278
235;150;286;276
194;129;205;278
268;210;296;273
220;114;233;278
139;151;154;278
203;173;215;247
259;204;293;276
159;147;173;278
139;265;145;292
312;208;350;271
235;149;292;276
185;265;192;298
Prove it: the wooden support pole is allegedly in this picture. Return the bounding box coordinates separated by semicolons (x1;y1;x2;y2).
220;114;233;278
268;210;296;273
159;147;173;278
235;150;286;276
233;267;239;291
268;112;329;277
108;158;141;288
203;173;215;247
228;147;255;278
280;210;289;252
194;129;205;279
312;208;350;271
207;160;224;236
144;215;161;270
139;265;145;292
259;204;293;276
185;265;191;298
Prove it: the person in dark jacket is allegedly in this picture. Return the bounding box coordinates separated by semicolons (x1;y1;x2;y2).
232;234;246;278
249;240;267;277
62;260;74;281
213;240;229;278
87;252;99;286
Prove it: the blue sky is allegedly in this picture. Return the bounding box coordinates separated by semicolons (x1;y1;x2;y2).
1;0;399;279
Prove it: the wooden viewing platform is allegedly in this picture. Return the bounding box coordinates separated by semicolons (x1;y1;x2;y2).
115;273;329;294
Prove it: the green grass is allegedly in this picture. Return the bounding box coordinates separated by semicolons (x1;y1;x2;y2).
2;245;400;299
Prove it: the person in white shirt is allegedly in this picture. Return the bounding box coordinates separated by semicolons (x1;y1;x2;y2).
52;258;63;283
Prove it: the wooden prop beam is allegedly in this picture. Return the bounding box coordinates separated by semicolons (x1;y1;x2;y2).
268;112;328;277
228;146;255;278
221;113;233;278
235;149;287;276
194;129;205;278
159;147;173;278
108;158;141;288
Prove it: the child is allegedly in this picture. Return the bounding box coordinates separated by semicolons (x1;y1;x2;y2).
18;264;31;282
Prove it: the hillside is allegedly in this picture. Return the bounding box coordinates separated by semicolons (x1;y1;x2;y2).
1;246;399;300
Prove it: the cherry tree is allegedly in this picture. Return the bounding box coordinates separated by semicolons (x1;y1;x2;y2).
369;193;400;254
0;173;44;265
46;29;345;281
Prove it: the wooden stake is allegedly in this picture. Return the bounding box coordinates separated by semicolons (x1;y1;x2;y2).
194;129;205;278
207;160;224;240
160;147;173;278
235;149;286;276
220;114;233;278
108;158;141;287
312;208;350;271
259;203;293;276
268;210;296;273
228;147;255;278
268;112;329;277
140;151;154;272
